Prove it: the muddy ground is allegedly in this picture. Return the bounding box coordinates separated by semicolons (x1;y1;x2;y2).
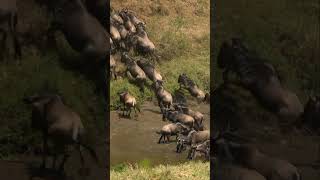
110;100;210;166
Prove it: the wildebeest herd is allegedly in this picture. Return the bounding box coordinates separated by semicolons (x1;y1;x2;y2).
110;7;211;162
212;38;320;180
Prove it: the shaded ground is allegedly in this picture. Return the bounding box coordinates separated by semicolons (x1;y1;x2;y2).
110;100;210;166
212;83;320;179
0;143;107;180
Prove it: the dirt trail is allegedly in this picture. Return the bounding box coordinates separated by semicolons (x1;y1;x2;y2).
110;100;210;166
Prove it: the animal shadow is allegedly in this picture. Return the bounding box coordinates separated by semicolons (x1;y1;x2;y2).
27;163;73;180
117;112;139;120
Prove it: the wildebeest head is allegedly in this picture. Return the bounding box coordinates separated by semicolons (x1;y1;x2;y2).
23;93;63;129
163;109;179;122
23;93;61;107
152;80;164;91
217;38;249;69
194;121;205;131
176;135;189;153
121;52;131;63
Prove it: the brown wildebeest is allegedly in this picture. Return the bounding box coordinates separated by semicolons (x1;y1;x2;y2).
0;0;21;60
156;122;188;144
56;0;110;59
119;91;140;118
42;0;110;100
217;38;303;122
225;142;301;180
84;0;109;27
23;93;99;171
39;0;109;60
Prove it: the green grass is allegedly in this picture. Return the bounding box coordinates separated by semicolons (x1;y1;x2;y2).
110;161;209;180
110;0;210;108
0;50;106;159
213;0;320;103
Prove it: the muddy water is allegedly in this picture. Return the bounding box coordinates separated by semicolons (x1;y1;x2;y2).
110;100;210;166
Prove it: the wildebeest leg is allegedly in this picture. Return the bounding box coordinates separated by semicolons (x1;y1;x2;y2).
128;108;132;118
167;136;170;143
59;148;71;171
158;100;163;114
158;135;163;144
0;29;7;61
187;148;193;160
41;133;48;169
77;144;85;166
133;106;138;116
122;103;126;116
10;13;22;60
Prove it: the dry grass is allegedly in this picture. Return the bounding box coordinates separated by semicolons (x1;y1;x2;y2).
110;0;210;108
111;161;210;180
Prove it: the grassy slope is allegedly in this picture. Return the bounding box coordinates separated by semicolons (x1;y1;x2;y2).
213;0;320;103
110;0;210;108
0;1;106;158
111;161;209;180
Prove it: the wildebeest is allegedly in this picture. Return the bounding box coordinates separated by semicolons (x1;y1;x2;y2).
163;109;195;128
84;0;109;27
126;10;146;27
41;0;110;100
174;104;204;128
23;93;99;171
224;142;301;180
119;9;136;33
188;139;210;160
110;54;117;79
137;60;163;83
153;81;173;115
111;12;124;24
122;53;147;91
178;73;195;90
129;23;155;54
176;130;210;153
47;0;110;60
177;73;209;102
217;38;303;122
0;0;21;60
110;19;121;42
156;122;189;144
119;91;140;117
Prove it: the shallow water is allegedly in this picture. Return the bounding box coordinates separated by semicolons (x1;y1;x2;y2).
110;100;210;166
